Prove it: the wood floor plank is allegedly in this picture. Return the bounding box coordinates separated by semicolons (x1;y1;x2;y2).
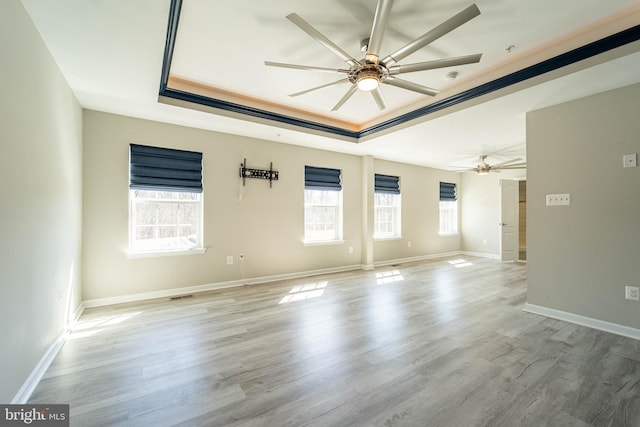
28;256;640;426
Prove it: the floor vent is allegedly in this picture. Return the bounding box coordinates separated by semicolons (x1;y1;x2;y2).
390;264;401;267
170;294;194;300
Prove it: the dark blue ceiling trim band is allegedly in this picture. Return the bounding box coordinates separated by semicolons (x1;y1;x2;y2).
159;0;358;140
159;0;182;93
160;0;640;140
360;24;640;137
160;88;361;139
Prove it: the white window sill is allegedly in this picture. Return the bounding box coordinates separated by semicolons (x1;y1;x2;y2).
374;236;403;241
127;248;207;259
438;232;459;237
303;240;345;247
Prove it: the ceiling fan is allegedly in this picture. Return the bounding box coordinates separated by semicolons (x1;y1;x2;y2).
265;1;483;111
462;155;527;175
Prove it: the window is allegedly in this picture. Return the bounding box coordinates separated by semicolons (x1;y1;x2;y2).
439;182;458;235
374;174;401;238
304;166;343;242
130;190;202;252
129;144;203;254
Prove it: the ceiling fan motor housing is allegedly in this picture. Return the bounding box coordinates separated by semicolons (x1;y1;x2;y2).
348;62;389;89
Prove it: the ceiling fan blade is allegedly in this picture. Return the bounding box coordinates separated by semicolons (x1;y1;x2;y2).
371;87;387;110
381;4;481;66
494;164;527;170
289;79;350;97
449;167;477;172
365;0;394;64
491;157;522;168
332;84;359;111
286;13;360;67
337;0;417;44
264;61;349;74
383;77;439;96
388;53;482;75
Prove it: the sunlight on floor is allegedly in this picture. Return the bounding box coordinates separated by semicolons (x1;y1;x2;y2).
448;259;473;268
376;269;405;285
68;312;141;340
279;281;328;304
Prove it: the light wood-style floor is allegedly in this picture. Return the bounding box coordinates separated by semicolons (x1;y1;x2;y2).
30;256;640;426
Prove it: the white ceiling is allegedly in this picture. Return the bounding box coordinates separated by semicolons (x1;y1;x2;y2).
20;0;640;170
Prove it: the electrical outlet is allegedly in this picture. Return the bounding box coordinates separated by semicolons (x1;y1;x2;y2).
623;154;637;168
408;241;412;248
625;286;639;301
348;246;353;254
226;256;233;265
239;253;245;261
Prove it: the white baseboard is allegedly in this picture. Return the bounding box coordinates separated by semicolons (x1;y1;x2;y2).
12;301;85;404
83;264;364;308
524;303;640;340
11;333;67;404
350;250;498;269
460;251;500;260
373;251;465;267
83;279;245;308
71;302;85;326
83;251;503;309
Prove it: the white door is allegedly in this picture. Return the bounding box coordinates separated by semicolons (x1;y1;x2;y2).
500;179;519;261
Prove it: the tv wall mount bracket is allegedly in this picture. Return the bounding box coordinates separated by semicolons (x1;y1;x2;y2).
239;158;279;188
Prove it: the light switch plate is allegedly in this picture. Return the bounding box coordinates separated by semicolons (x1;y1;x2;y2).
623;154;637;168
546;193;571;206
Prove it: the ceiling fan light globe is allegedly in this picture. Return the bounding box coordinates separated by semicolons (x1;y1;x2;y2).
357;76;379;91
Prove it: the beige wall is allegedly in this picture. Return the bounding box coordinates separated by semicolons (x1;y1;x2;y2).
527;82;640;329
83;111;362;300
82;112;464;301
460;170;525;256
373;159;460;263
0;0;83;402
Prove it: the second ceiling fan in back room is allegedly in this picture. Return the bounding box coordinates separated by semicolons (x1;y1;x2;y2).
265;1;483;111
461;155;527;175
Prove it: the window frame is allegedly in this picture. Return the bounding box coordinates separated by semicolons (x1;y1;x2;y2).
128;144;205;257
438;200;458;235
303;188;344;244
374;192;402;239
128;189;205;257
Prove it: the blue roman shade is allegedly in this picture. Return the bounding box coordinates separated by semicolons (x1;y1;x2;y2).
129;144;203;193
439;182;457;201
305;166;342;191
375;174;400;194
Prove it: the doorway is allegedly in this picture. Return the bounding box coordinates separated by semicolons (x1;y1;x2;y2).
500;178;527;262
518;180;527;261
500;179;518;261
